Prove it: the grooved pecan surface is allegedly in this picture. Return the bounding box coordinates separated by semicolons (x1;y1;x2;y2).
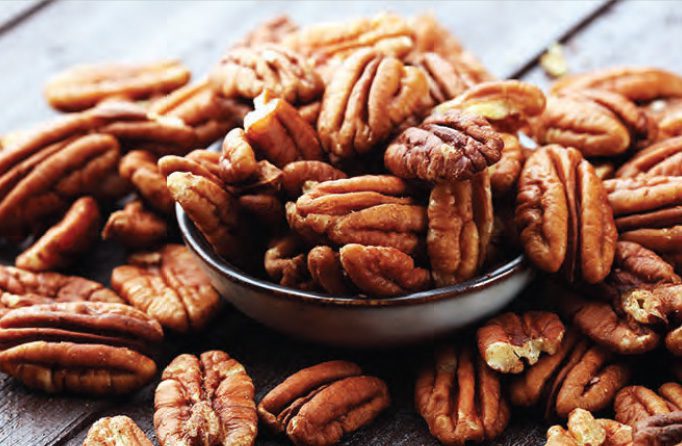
617;136;682;178
307;245;351;294
516;145;617;283
545;409;633;446
415;344;510;444
615;383;682;428
111;244;220;332
490;133;525;196
264;234;311;290
45;60;190;112
258;360;390;446
317;49;428;159
15;196;100;272
220;128;258;184
408;52;470;107
282;161;347;198
339;244;430;297
476;311;565;374
633;411;682;446
427;172;493;285
102;200;168;249
154;351;257;446
119;150;174;215
0;301;162;394
385;110;503;183
84;416;153;446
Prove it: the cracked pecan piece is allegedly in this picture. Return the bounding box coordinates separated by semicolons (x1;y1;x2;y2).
490;133;525;196
307;245;352;294
264;234;312;290
258;360;390;446
119;150;174;215
617;136;682;178
44;60;190;112
318;48;428;159
510;329;631;418
102;200;168;249
210;44;323;105
408;52;470;107
416;344;510;445
516;145;617;283
154;350;257;446
615;383;682;428
84;416;153;446
282;161;347;198
339;244;430;297
551;67;682;102
427;172;493;285
633;411;682;446
385;109;503;183
546;409;633;446
477;311;565;374
0;301;162;394
111;244;220;333
15;196;100;272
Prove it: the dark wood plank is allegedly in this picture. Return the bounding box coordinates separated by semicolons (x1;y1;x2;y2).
0;0;47;30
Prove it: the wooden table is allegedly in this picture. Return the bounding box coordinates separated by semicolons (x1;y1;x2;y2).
0;1;680;444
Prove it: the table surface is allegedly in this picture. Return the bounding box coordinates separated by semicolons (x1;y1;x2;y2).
0;1;680;445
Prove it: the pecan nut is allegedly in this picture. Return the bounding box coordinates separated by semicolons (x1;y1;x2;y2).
546;409;633;446
476;311;565;374
0;301;162;394
633;411;682;446
282;160;347;198
219;128;258;184
408;52;470;107
307;245;352;294
615;383;682;428
264;234;312;290
385;109;503;183
317;48;428;159
102;200;168;249
339;244;430;297
427;172;493;285
235;15;298;48
45;60;190;112
258;360;390;445
111;244;220;332
649;98;682;141
490;133;525;196
154;351;257;446
119;150;175;215
15;196;100;272
616;136;682;178
516;145;617;283
415;344;510;444
83;416;153;446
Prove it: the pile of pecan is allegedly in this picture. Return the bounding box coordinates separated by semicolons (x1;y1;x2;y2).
1;10;682;446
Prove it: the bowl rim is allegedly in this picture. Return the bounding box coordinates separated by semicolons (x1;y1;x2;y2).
178;204;529;308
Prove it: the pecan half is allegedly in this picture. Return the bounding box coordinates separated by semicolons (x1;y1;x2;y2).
490;133;525;196
111;244;220;332
307;245;352;294
102;200;168;249
317;48;428;159
616;137;682;178
516;145;617;283
282;160;347;198
15;196;100;272
84;416;153;446
118;150;173;214
510;330;631;418
427;172;493;285
633;411;682;446
546;409;633;446
416;344;510;444
258;360;390;445
0;301;162;394
219;128;258;184
44;60;190;112
477;311;565;374
154;351;257;446
210;44;323;105
408;52;470;107
385;110;503;183
649;98;682;141
339;244;430;297
264;234;311;290
615;383;682;428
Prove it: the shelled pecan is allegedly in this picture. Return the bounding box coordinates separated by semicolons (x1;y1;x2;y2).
44;60;190;112
648;98;682;141
385;109;503;183
219;128;258;183
119;150;174;214
408;52;470;107
415;344;510;444
84;416;153;446
615;383;682;428
102;200;168;249
264;234;311;290
317;48;428;159
545;409;633;446
427;172;493;285
0;301;162;394
235;15;298;48
15;196;100;272
307;245;352;294
509;330;631;418
616;136;682;178
633;411;682;446
154;351;257;446
111;244;220;332
516;145;617;283
258;360;390;445
476;311;565;374
282;160;347;198
489;133;525;196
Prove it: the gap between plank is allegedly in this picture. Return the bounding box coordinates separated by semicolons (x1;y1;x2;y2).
0;0;56;38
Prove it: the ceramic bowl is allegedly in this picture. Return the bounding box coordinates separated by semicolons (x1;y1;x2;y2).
178;205;534;348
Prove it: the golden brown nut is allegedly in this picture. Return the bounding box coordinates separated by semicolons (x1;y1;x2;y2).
408;52;470;107
339;244;430;297
476;311;565;374
102;200;168;249
510;330;631;419
427;172;493;286
490;133;525;196
118;150;174;214
615;384;682;428
154;351;257;446
264;234;311;290
545;409;633;446
415;344;510;445
235;15;298;48
594;163;616;181
385;109;503;183
307;245;352;294
0;301;162;394
44;60;190;112
15;197;100;272
111;244;220;332
318;48;428;159
649;98;682;141
210;44;323;105
219;128;258;184
83;416;153;446
282;160;347;198
258;360;390;445
633;411;682;446
616;137;682;178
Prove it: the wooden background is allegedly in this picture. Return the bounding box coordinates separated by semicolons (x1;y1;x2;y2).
0;1;680;445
